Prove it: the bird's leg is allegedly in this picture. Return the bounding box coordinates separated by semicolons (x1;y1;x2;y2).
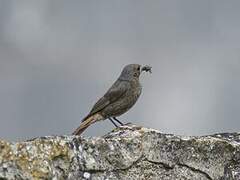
113;117;124;126
109;118;118;127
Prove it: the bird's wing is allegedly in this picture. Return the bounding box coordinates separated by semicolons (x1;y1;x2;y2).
86;80;129;119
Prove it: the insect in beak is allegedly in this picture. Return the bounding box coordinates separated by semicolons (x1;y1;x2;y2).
141;65;152;73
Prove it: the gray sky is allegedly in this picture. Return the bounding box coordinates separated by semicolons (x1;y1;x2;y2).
0;0;240;141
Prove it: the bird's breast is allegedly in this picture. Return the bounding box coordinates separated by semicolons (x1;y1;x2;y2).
121;81;142;109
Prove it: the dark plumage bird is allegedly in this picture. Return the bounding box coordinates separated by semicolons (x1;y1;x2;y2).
72;64;151;135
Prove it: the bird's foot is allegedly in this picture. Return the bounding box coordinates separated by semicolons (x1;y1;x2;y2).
122;122;132;126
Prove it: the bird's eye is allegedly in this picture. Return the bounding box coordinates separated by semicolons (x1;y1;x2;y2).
137;67;140;71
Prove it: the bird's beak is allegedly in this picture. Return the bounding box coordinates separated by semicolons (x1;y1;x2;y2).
141;65;152;73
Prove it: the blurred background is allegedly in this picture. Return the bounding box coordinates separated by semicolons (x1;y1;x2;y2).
0;0;240;141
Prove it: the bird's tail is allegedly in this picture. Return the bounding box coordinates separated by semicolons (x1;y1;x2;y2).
72;113;103;135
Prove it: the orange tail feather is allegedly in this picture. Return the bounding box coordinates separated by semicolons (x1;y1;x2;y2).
72;113;103;135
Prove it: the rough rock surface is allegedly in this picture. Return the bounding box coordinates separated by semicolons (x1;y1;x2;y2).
0;124;240;180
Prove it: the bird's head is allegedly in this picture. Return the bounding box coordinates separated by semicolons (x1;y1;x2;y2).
119;64;152;81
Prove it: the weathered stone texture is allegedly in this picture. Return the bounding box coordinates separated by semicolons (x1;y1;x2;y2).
0;125;240;179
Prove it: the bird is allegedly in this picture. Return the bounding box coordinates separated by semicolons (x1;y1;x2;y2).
72;64;151;135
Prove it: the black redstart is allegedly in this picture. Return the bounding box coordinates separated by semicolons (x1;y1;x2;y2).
72;64;151;135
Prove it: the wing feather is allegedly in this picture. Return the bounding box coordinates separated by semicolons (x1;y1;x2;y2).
84;80;129;120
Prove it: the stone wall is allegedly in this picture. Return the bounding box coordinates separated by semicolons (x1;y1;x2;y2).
0;124;240;179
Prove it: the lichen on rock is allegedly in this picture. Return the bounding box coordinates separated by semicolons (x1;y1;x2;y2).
0;124;240;179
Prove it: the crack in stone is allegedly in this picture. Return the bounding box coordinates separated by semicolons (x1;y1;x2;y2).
143;158;213;179
178;163;213;180
145;159;174;170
